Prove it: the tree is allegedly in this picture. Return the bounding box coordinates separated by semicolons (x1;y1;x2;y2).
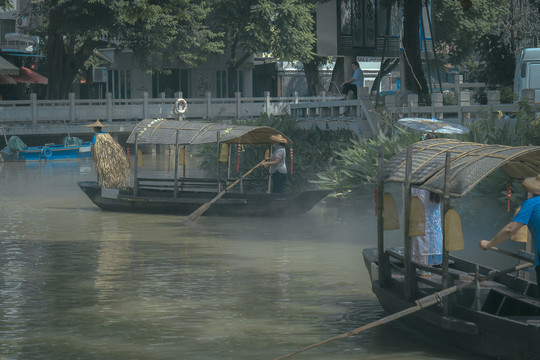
35;0;221;99
402;0;430;104
210;0;318;97
433;0;506;65
0;1;11;10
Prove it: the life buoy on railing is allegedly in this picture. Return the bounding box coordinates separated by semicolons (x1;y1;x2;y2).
43;147;53;158
173;98;187;115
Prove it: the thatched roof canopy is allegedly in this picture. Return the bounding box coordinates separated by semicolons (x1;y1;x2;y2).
126;119;292;146
383;139;540;198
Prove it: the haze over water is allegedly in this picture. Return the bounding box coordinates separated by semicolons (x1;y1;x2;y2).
0;157;507;359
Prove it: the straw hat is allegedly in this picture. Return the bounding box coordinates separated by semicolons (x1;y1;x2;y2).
86;119;107;128
269;134;288;144
523;174;540;195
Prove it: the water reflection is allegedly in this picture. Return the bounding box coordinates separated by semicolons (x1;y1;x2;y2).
0;160;490;359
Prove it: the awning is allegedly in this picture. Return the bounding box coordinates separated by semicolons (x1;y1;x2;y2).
126;119;293;146
0;56;20;75
11;67;48;84
383;139;540;198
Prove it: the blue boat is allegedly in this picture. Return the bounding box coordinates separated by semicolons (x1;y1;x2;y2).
0;136;93;162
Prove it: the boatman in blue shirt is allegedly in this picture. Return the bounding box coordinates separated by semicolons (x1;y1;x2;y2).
480;174;540;289
341;61;364;100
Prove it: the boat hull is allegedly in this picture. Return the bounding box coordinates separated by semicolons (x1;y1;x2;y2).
363;248;540;360
1;143;93;161
77;181;331;217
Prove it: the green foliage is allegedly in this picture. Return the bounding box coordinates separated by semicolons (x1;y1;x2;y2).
313;126;419;193
474;34;515;86
514;99;540;145
37;0;222;98
433;0;506;65
462;108;522;145
458;103;539;207
210;0;318;92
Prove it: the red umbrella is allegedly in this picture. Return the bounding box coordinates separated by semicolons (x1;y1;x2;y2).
11;67;48;84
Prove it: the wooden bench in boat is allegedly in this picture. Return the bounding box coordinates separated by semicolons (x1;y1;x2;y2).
136;176;267;192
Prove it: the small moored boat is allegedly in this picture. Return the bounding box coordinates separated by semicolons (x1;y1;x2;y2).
1;136;92;162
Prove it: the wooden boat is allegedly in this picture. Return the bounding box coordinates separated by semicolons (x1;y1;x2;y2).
78;115;330;217
78;180;330;216
364;139;540;360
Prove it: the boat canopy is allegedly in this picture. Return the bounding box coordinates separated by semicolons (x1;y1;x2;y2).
383;139;540;198
126;119;293;146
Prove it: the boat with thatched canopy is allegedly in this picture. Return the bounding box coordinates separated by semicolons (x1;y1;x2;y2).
363;139;540;359
78;118;330;217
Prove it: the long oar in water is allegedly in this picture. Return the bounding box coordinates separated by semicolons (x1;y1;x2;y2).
183;159;266;222
273;261;533;360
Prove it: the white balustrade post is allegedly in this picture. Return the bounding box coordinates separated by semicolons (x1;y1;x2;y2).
264;91;270;114
487;90;501;106
206;91;212;119
106;92;112;122
455;74;464;123
357;87;369;117
235;92;241;118
143;92;149;119
432;92;443;119
174;91;183;99
69;92;75;122
322;91;326;102
30;93;37;125
459;90;471;124
407;94;418;116
294;91;299;104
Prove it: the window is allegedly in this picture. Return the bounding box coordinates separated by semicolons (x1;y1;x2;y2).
216;70;227;98
108;69;131;99
216;70;243;98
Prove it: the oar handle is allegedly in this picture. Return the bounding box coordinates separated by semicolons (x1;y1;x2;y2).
489;246;535;263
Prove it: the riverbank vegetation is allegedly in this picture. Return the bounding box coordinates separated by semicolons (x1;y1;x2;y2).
199;104;538;201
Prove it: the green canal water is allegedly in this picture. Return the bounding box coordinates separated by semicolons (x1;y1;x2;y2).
0;158;508;359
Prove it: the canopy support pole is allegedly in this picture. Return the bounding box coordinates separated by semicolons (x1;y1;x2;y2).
216;132;221;192
267;145;272;193
442;151;452;315
174;129;180;198
403;145;415;301
134;132;139;197
377;145;388;287
182;146;186;184
227;143;231;184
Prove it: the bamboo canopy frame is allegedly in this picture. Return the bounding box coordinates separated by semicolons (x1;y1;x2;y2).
126;119;293;196
126;119;293;146
382;139;540;198
377;139;540;305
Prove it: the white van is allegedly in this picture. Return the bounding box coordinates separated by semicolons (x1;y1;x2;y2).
514;48;540;103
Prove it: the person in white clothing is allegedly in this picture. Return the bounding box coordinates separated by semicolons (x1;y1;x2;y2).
262;134;288;193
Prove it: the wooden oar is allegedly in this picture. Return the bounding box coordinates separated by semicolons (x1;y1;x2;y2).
273;261;533;360
183;159;265;222
490;246;535;263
